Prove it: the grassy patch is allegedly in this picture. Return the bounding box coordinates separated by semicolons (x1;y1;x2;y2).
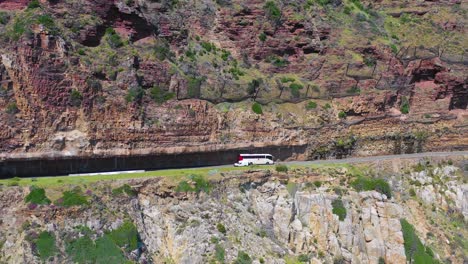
112;184;137;197
332;199;346;221
215;244;225;262
234;251;252;264
175;174;212;194
35;231;57;261
400;96;410;114
25;186;51;205
400;219;437;264
107;221;139;252
252;102;263;114
216;223;227;234
306;101;317;110
351;177;392;198
55;188;89;207
275;164;288;172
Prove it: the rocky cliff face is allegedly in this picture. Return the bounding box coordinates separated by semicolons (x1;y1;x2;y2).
0;156;466;263
0;0;466;160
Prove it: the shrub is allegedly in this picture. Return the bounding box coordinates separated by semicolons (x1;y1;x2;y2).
323;103;331;109
216;223;226;234
289;83;303;98
313;181;322;187
175;174;211;194
107;221;139;252
35;231;57;261
67;234;126;264
306;101;317;109
56;188;88;207
70;89;83;106
258;32;267;42
400;219;437;264
378;257;385;264
105;28;123;48
234;251;252;264
252;102;263;114
27;0;41;9
150;86;175;104
275;164;288;172
351;177;392;198
400;96;410;114
346;86;361;95
280;77;295;83
112;184;137;197
247;79;262;95
390;44;398;54
409;188;416;197
221;50;231;61
215;244;225;262
201;41;215;52
125;86;144;103
154;41;171;60
298;254;310;262
338;111;346;119
332;199;347;221
25;186;51;205
37;14;55;30
187;76;203;98
0;12;10;25
264;1;281;22
6;102;19;114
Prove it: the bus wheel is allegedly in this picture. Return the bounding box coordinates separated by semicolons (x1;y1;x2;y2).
248;162;253;166
266;162;270;165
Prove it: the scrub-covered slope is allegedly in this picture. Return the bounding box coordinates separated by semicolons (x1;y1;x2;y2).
0;0;466;160
0;155;467;263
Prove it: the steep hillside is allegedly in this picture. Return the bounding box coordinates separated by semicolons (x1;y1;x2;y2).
0;155;467;263
0;0;467;160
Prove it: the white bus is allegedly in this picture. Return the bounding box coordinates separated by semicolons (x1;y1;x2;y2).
234;154;275;167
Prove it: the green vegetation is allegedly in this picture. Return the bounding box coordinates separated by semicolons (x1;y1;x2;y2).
70;89;83;107
55;188;89;207
338;111;346;119
289;83;303;98
187;76;203;98
234;251;252;264
258;32;267;42
67;234;127;264
27;0;41;9
112;184;137;197
252;102;263;114
400;96;410;114
201;41;216;52
107;221;139;252
280;77;295;83
154;41;172;61
323;103;332;109
6;102;19;114
105;28;124;48
67;222;139;263
264;1;281;22
216;223;227;234
150;86;175;104
175;174;212;194
37;14;56;32
306;101;317;109
275;164;288;172
35;231;57;261
25;186;51;205
400;219;437;264
346;86;361;95
332;199;346;221
351;177;392;198
215;244;225;262
0;12;9;25
125;86;144;103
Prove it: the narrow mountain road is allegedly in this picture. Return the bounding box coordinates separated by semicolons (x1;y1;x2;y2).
209;151;468;170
